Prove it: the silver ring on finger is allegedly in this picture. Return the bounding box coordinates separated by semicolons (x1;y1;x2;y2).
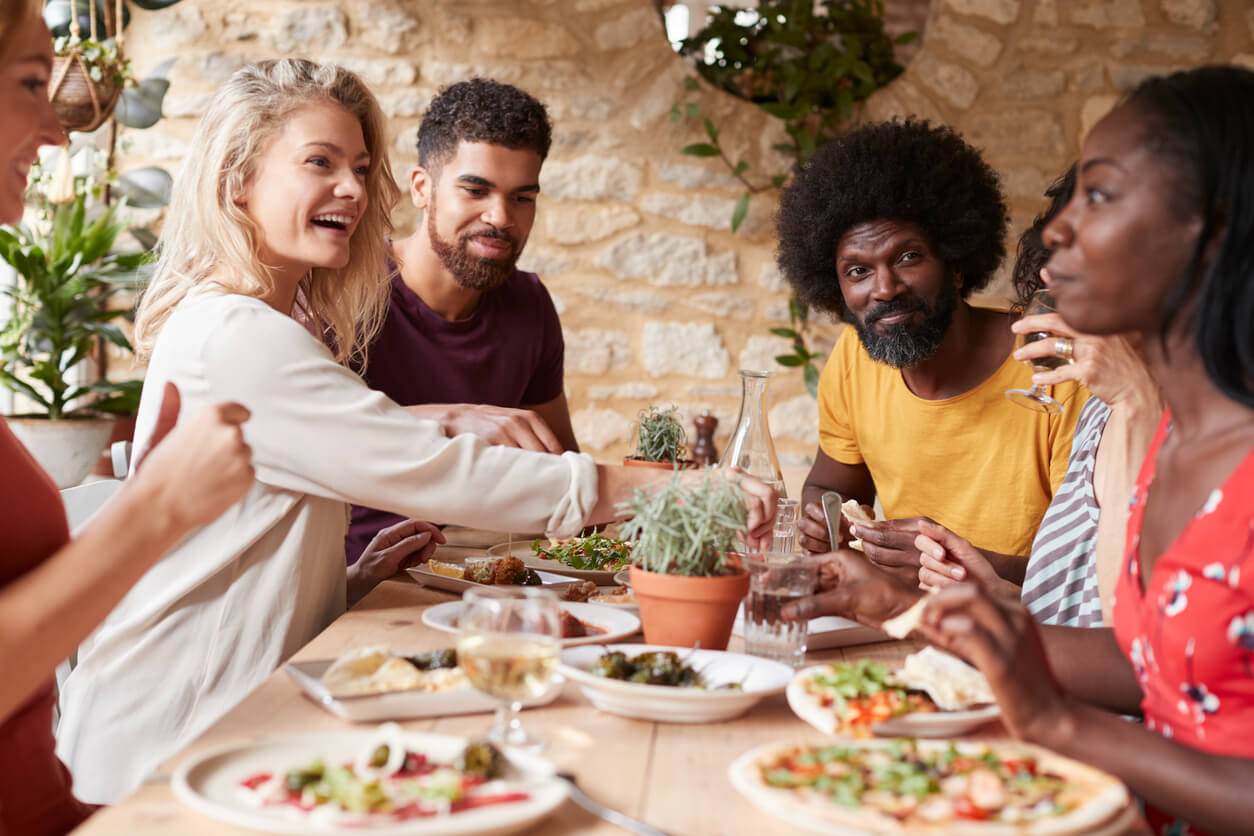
1054;337;1074;361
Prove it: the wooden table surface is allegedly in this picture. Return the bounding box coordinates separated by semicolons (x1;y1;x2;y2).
71;526;1148;835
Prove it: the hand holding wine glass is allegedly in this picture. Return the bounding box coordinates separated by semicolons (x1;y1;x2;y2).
457;587;561;749
1005;289;1073;413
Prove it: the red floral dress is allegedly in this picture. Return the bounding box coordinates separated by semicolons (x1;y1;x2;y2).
1113;410;1254;836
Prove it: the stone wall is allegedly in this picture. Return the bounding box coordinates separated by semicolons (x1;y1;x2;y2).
115;0;1254;465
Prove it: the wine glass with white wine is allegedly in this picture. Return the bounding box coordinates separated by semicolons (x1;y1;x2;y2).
1005;289;1071;413
457;587;561;749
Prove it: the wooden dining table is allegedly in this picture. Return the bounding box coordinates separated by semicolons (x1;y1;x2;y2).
71;527;1150;835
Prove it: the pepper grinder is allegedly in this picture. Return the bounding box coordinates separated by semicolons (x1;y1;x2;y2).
691;411;719;466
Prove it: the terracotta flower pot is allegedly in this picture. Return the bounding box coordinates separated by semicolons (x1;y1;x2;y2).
621;457;697;470
629;565;749;650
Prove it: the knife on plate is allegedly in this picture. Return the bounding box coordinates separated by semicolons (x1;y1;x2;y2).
558;772;671;836
821;490;844;549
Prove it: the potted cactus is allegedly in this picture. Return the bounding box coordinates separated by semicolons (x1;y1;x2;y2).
623;404;695;469
621;473;751;649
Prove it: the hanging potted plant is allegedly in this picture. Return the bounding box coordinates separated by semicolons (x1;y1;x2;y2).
49;0;134;133
621;473;752;649
1;188;146;487
623;404;696;469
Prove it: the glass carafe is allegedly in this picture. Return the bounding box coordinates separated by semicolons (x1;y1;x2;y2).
720;369;785;496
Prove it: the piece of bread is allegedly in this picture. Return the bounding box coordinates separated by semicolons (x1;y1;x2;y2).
840;499;878;551
880;593;934;639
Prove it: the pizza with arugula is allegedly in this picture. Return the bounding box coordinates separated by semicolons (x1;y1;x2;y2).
729;738;1130;835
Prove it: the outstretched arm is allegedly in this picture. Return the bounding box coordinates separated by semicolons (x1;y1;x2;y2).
918;584;1254;835
0;384;253;723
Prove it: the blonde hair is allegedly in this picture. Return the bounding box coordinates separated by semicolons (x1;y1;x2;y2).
134;58;400;365
0;0;43;62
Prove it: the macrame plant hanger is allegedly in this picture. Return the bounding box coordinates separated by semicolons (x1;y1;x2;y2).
48;0;126;133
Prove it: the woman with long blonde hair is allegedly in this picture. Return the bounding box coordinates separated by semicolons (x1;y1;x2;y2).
0;3;254;833
56;58;777;803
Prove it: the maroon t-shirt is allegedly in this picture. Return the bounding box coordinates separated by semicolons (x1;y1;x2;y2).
0;423;95;836
345;268;565;563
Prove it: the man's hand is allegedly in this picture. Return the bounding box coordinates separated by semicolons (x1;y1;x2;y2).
407;403;563;454
348;519;447;605
849;516;933;584
130;382;255;531
781;549;922;627
798;499;850;553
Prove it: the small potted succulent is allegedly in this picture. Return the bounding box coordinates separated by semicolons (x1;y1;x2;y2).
621;473;751;649
623;404;696;469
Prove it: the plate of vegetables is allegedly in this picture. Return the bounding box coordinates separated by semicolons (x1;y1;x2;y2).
172;724;567;835
559;643;794;723
487;532;632;584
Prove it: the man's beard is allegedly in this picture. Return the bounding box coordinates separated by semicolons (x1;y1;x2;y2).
849;278;960;368
427;201;520;291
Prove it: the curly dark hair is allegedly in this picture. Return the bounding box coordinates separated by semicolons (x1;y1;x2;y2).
417;78;552;170
776;119;1008;318
1011;164;1076;310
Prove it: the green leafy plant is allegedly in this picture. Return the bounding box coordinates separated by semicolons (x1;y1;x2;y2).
620;473;748;576
0;195;147;419
628;404;690;463
53;36;134;87
671;0;913;396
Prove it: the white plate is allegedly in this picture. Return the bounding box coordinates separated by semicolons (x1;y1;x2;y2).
732;604;886;650
559;643;793;723
612;569;632;587
785;664;1001;738
283;660;558;723
172;730;568;835
407;565;580;595
486;541;624;584
727;739;1136;836
421;601;640;647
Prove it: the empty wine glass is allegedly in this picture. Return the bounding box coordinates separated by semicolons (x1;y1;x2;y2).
1005;289;1071;413
457;587;561;749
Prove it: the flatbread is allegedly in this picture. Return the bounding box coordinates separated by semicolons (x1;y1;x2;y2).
320;646;465;698
841;499;878;551
895;646;995;710
729;738;1131;836
880;592;934;639
786;662;939;737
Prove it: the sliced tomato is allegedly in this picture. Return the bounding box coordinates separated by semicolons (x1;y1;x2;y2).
954;796;990;820
239;773;272;790
1002;758;1036;777
451;791;530;812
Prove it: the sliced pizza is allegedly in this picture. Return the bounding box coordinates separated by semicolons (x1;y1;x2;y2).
787;659;940;737
730;738;1131;836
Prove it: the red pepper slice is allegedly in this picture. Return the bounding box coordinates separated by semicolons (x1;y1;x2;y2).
954;797;990;820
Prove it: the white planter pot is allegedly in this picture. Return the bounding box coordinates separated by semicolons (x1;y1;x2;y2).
6;414;115;488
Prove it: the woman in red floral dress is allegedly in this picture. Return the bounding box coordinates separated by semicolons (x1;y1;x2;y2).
786;64;1254;836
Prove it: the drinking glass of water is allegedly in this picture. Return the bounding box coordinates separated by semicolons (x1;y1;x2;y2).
457;587;561;749
772;498;800;553
742;552;820;667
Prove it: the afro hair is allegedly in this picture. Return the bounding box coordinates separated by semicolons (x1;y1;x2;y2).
417;78;552;170
776;119;1008;317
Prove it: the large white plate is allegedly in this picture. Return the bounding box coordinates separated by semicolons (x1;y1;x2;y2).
284;660;558;723
559;643;793;723
785;664;1001;738
421;601;640;647
486;541;624;584
728;739;1136;836
407;564;580;595
172;730;568;835
732;604;886;650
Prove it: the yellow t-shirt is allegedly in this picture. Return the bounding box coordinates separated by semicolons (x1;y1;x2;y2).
817;327;1088;557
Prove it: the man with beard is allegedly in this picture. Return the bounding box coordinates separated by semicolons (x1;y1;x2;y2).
344;79;577;564
776;119;1087;583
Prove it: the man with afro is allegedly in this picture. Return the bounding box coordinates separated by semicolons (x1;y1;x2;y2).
777;119;1086;583
344;79;579;564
